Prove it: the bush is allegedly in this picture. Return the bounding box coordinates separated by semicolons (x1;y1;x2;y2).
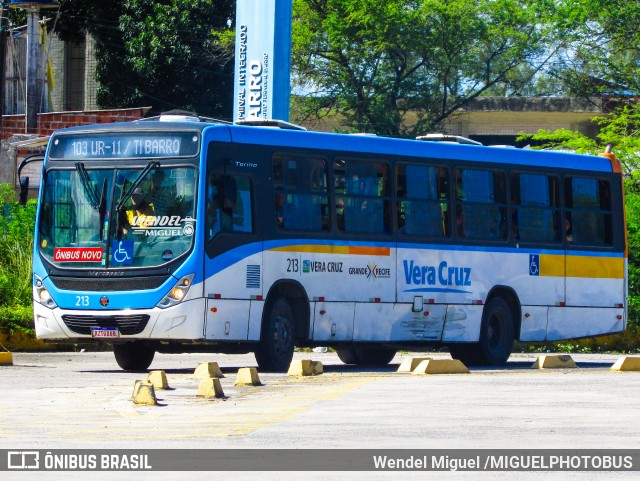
0;305;34;334
0;184;36;309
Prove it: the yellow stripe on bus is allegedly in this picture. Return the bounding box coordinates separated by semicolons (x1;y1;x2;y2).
270;245;390;256
540;254;624;279
566;255;624;279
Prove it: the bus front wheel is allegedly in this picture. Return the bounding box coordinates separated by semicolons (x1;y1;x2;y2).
448;297;514;366
337;347;397;366
254;297;295;372
113;342;155;372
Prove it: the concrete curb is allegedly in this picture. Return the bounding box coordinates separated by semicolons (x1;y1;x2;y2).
611;356;640;372
411;359;470;375
531;354;577;369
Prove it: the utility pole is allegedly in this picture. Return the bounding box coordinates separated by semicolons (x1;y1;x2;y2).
0;1;8;140
10;1;59;134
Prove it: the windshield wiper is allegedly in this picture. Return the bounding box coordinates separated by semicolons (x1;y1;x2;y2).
115;161;160;239
98;179;108;241
75;162;100;209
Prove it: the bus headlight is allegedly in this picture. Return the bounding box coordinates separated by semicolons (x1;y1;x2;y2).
34;274;57;308
157;273;195;309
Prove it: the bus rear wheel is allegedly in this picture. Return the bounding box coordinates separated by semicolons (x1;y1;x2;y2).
113;342;155;372
254;297;295;372
448;297;514;366
337;347;397;366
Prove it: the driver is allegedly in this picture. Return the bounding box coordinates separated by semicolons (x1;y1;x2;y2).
122;187;154;234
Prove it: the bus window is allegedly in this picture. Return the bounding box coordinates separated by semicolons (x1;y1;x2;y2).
564;177;612;246
510;173;561;243
397;164;449;237
455;168;507;241
272;154;329;231
206;173;253;238
334;158;391;234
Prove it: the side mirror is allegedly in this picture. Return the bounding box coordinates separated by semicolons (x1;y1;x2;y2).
19;176;29;205
16;154;44;206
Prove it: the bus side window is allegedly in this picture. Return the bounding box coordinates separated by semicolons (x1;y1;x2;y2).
337;159;390;234
272;154;329;232
510;173;560;243
397;163;449;237
564;177;612;246
206;173;253;238
455;168;507;241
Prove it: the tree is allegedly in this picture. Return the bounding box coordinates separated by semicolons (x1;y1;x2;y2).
291;0;560;137
550;0;640;97
54;0;235;117
519;105;640;326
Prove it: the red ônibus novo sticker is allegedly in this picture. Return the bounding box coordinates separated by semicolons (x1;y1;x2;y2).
53;247;103;263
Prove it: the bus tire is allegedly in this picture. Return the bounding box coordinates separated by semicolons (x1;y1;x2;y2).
478;297;514;365
337;347;396;366
254;297;295;372
449;297;514;366
336;347;360;365
113;342;155;372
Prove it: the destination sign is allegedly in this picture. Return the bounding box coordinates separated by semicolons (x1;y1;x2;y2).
48;132;200;160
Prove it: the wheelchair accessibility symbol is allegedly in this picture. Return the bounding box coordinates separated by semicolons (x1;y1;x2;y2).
529;254;540;276
111;240;134;265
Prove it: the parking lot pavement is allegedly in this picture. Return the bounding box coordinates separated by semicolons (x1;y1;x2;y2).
1;351;638;451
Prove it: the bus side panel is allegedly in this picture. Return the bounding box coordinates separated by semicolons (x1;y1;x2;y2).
205;299;249;340
565;254;625;307
352;303;446;342
546;307;625;340
204;245;263;340
312;302;354;341
248;300;265;341
518;305;549;341
441;304;483;342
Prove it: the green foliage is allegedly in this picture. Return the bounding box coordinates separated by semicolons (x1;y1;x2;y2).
292;0;558;137
0;306;34;335
0;185;36;333
0;185;36;310
517;103;640;173
54;0;235;117
550;0;640;97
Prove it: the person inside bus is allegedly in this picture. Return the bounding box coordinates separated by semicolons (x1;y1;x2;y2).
122;187;154;234
207;173;235;236
565;215;573;242
275;192;286;228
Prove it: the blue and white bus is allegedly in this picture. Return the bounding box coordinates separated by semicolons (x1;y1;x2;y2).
23;115;627;371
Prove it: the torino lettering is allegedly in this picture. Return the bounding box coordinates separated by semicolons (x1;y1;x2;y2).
403;260;471;287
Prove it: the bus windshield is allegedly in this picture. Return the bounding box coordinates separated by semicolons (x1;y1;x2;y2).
38;166;197;269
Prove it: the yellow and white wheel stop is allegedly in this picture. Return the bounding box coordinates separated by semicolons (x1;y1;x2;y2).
131;381;158;406
147;370;170;389
287;359;323;376
192;362;225;379
0;352;13;366
197;378;225;399
234;367;262;386
611;356;640;372
531;354;577;369
397;357;431;373
411;359;469;375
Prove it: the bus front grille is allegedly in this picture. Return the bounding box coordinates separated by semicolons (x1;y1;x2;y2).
61;314;151;335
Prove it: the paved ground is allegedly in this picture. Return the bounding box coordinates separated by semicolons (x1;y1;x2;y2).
1;350;639;480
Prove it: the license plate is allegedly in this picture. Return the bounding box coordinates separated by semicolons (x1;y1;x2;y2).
91;327;120;338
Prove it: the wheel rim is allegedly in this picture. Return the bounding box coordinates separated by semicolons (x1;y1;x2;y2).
273;315;292;356
487;313;504;351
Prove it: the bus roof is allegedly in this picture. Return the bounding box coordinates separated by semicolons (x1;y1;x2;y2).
51;120;614;173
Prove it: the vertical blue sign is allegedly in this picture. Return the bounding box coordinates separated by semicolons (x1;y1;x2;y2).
234;0;292;122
